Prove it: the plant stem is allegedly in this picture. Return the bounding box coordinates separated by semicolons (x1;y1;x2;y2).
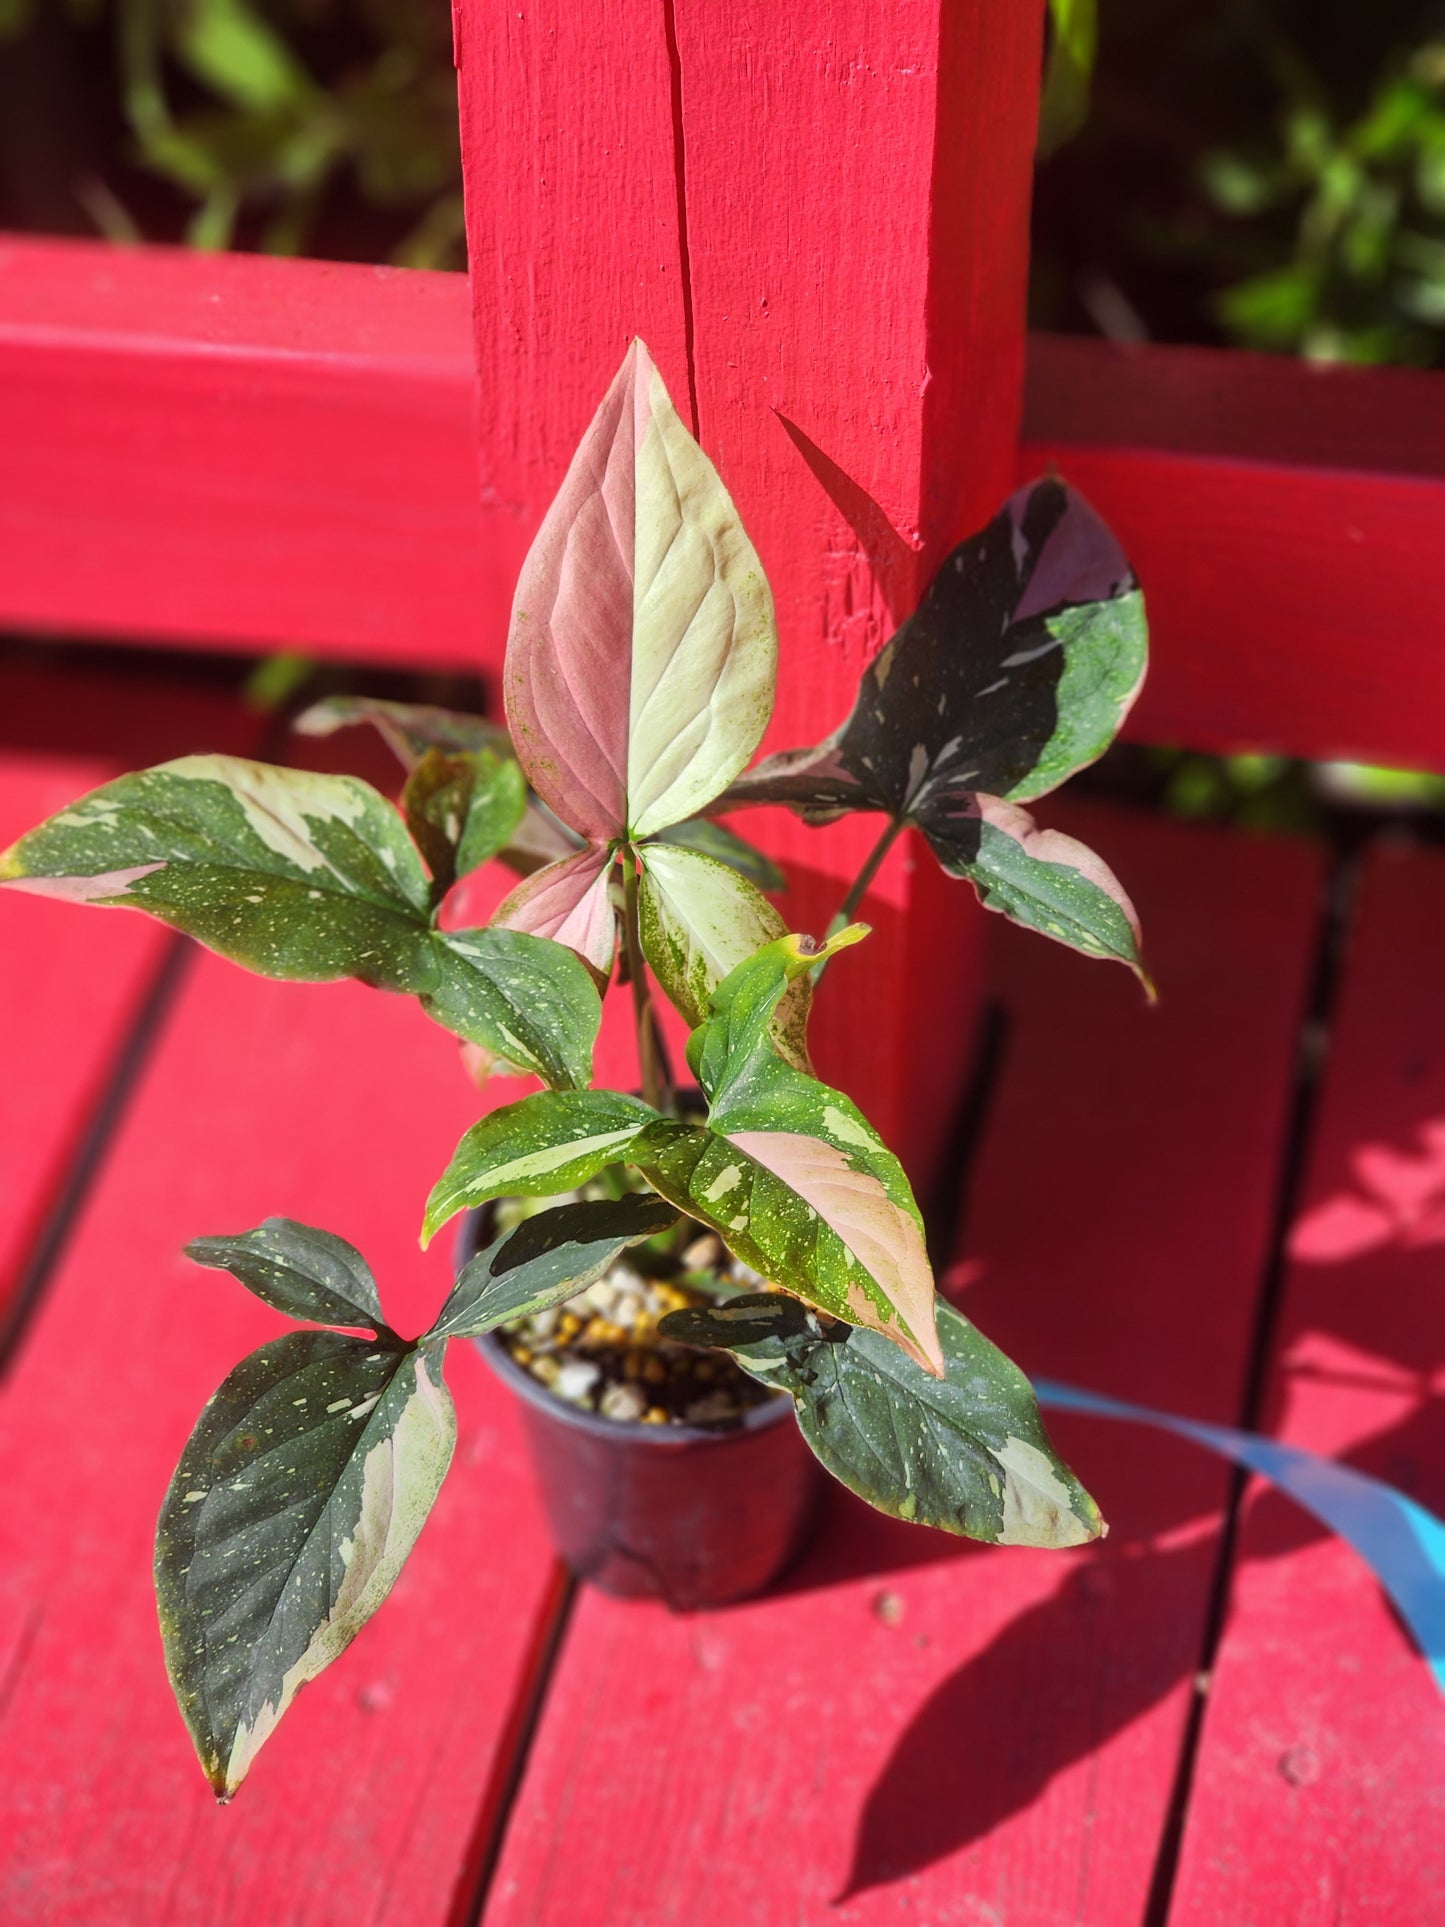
621;847;668;1113
830;814;906;933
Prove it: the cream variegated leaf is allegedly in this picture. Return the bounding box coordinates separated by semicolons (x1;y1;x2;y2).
156;1331;455;1801
636;842;810;1068
631;1120;942;1375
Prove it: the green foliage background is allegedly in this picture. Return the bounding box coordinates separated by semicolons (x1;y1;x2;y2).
0;0;462;265
1036;0;1445;370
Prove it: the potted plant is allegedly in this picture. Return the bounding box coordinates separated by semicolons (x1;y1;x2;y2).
0;341;1147;1803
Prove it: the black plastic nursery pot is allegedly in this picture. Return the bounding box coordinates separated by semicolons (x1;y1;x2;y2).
457;1206;820;1611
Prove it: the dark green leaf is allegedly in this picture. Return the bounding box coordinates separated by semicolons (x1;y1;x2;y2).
719;1298;1103;1548
156;1330;455;1800
658;1291;810;1350
724;479;1145;818
402;748;526;897
184;1219;391;1335
421;928;602;1091
423;1089;659;1246
0;756;603;1088
428;1194;679;1340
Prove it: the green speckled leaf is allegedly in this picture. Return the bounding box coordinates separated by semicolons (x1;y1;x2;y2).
629;927;941;1372
421;927;602;1090
428;1193;679;1340
662;1295;1103;1548
156;1330;455;1801
0;755;433;982
0;757;602;1088
631;1118;941;1376
184;1219;391;1336
423;1089;659;1246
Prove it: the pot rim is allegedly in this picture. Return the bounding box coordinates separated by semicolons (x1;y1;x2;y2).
456;1202;795;1447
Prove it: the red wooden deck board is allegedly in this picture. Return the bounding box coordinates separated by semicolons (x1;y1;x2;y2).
0;944;562;1923
0;670;264;1323
1169;841;1445;1925
482;804;1323;1924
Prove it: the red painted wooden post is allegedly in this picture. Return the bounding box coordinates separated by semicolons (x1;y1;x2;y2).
454;0;1044;1178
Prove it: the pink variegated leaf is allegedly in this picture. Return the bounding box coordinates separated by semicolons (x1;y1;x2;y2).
491;845;618;982
629;1119;942;1377
506;341;777;843
924;790;1150;989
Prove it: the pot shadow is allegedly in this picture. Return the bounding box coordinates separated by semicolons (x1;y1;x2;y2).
837;1531;1219;1902
832;1156;1445;1906
837;1386;1445;1904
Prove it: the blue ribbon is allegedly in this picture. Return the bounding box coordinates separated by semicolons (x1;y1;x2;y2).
1036;1378;1445;1695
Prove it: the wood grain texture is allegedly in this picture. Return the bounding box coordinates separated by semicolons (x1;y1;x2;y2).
1169;842;1445;1926
0;948;561;1923
0;663;265;1323
0;237;492;664
483;805;1323;1924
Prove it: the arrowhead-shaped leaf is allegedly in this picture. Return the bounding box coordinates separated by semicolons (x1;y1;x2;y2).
0;755;434;978
427;1193;679;1340
725;478;1143;817
423;1089;660;1246
491;844;618;981
184;1220;393;1336
506;339;777;843
917;793;1149;986
637;842;810;1069
631;1120;941;1375
156;1330;455;1800
662;1295;1103;1548
0;755;603;1083
715;480;1147;977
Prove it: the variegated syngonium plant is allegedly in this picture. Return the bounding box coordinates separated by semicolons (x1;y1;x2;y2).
0;339;1147;1801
